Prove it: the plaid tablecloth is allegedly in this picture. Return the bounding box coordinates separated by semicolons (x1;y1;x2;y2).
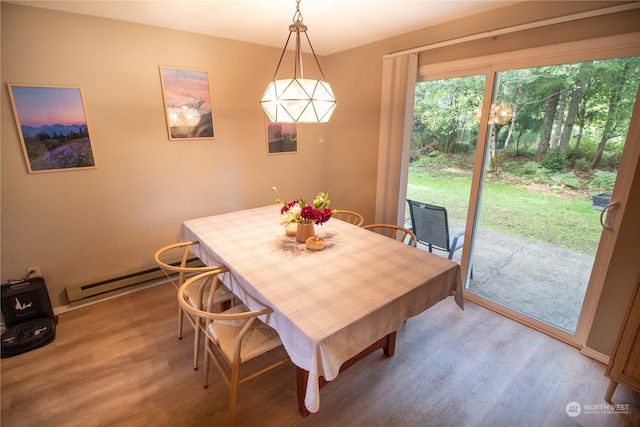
179;205;463;413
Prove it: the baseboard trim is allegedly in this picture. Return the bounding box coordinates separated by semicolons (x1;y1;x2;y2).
581;345;610;365
53;278;168;315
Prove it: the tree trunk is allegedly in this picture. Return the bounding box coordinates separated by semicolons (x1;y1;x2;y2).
502;110;517;152
536;86;561;160
550;89;567;150
570;75;593;166
592;111;615;169
502;86;521;153
570;122;585;167
560;68;586;155
591;62;630;169
516;129;524;156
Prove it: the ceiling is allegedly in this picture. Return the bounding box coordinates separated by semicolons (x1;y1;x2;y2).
8;0;519;55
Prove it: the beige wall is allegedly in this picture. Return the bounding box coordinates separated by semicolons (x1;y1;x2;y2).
2;2;639;356
1;3;328;306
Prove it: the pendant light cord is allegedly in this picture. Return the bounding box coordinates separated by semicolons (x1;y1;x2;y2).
268;0;328;82
293;0;303;22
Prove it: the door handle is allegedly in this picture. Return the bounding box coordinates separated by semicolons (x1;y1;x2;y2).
599;202;619;231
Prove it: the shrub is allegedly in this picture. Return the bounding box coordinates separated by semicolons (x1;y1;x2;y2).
551;172;580;189
573;158;591;172
412;152;452;168
588;169;617;191
600;152;622;170
575;134;598;158
540;150;566;172
522;161;541;176
446;142;472;154
501;160;520;174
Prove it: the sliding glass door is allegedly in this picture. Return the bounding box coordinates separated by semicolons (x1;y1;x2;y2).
408;56;640;343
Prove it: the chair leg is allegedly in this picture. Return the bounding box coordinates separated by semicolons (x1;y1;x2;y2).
193;321;201;370
228;364;241;427
203;344;211;389
178;306;184;339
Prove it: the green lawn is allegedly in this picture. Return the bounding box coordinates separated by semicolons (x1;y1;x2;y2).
406;167;603;255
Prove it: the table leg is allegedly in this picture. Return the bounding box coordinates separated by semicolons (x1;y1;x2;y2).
296;331;397;416
605;379;618;402
384;330;396;357
297;367;311;417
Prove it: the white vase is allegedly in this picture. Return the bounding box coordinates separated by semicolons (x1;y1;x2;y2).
285;222;298;236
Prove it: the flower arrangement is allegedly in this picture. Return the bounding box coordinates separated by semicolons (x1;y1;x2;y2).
272;186;332;225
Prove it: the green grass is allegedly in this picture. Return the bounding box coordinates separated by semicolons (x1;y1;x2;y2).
407;166;602;255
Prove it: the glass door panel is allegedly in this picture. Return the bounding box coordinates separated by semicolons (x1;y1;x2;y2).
409;56;640;336
469;58;639;333
406;75;485;253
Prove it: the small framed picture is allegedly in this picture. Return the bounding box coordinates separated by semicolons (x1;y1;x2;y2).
266;116;297;155
159;66;214;140
8;84;96;173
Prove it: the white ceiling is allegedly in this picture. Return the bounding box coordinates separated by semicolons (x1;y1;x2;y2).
9;0;519;55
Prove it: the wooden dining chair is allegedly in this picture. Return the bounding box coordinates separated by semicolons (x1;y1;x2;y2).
178;268;290;427
154;241;236;370
332;209;365;226
362;224;417;246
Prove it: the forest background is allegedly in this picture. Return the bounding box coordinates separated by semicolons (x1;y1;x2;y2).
407;57;640;255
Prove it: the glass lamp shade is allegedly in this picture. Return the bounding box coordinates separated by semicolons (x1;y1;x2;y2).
167;106;201;127
260;78;336;123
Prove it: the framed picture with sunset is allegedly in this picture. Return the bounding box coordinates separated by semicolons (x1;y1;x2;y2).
159;66;214;140
265;116;297;155
8;84;96;173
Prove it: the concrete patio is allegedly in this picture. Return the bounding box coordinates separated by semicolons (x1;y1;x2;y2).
422;223;595;332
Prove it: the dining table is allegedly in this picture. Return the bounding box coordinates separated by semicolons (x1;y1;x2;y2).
178;204;463;415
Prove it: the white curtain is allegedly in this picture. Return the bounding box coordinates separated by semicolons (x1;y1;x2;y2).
375;53;418;225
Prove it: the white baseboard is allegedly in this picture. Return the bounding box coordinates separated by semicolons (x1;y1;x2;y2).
581;345;610;365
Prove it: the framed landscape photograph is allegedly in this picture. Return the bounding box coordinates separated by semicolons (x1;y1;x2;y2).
265;116;297;155
8;84;96;173
159;66;214;140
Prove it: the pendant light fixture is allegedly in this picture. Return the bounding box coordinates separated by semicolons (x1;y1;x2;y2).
260;0;336;123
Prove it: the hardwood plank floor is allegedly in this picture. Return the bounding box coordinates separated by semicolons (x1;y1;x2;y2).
2;282;639;426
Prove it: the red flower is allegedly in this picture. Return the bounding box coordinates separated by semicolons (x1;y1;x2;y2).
280;200;299;214
273;187;331;225
300;205;332;225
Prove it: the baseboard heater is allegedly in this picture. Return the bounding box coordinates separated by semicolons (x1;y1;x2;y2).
65;258;203;303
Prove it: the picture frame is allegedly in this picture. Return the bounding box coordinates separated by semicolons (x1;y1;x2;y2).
266;116;297;155
8;84;96;173
159;66;214;140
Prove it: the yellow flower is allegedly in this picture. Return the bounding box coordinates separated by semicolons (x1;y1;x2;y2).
272;186;287;205
313;192;330;210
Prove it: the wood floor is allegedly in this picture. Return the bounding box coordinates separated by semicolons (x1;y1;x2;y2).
2;282;639;427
